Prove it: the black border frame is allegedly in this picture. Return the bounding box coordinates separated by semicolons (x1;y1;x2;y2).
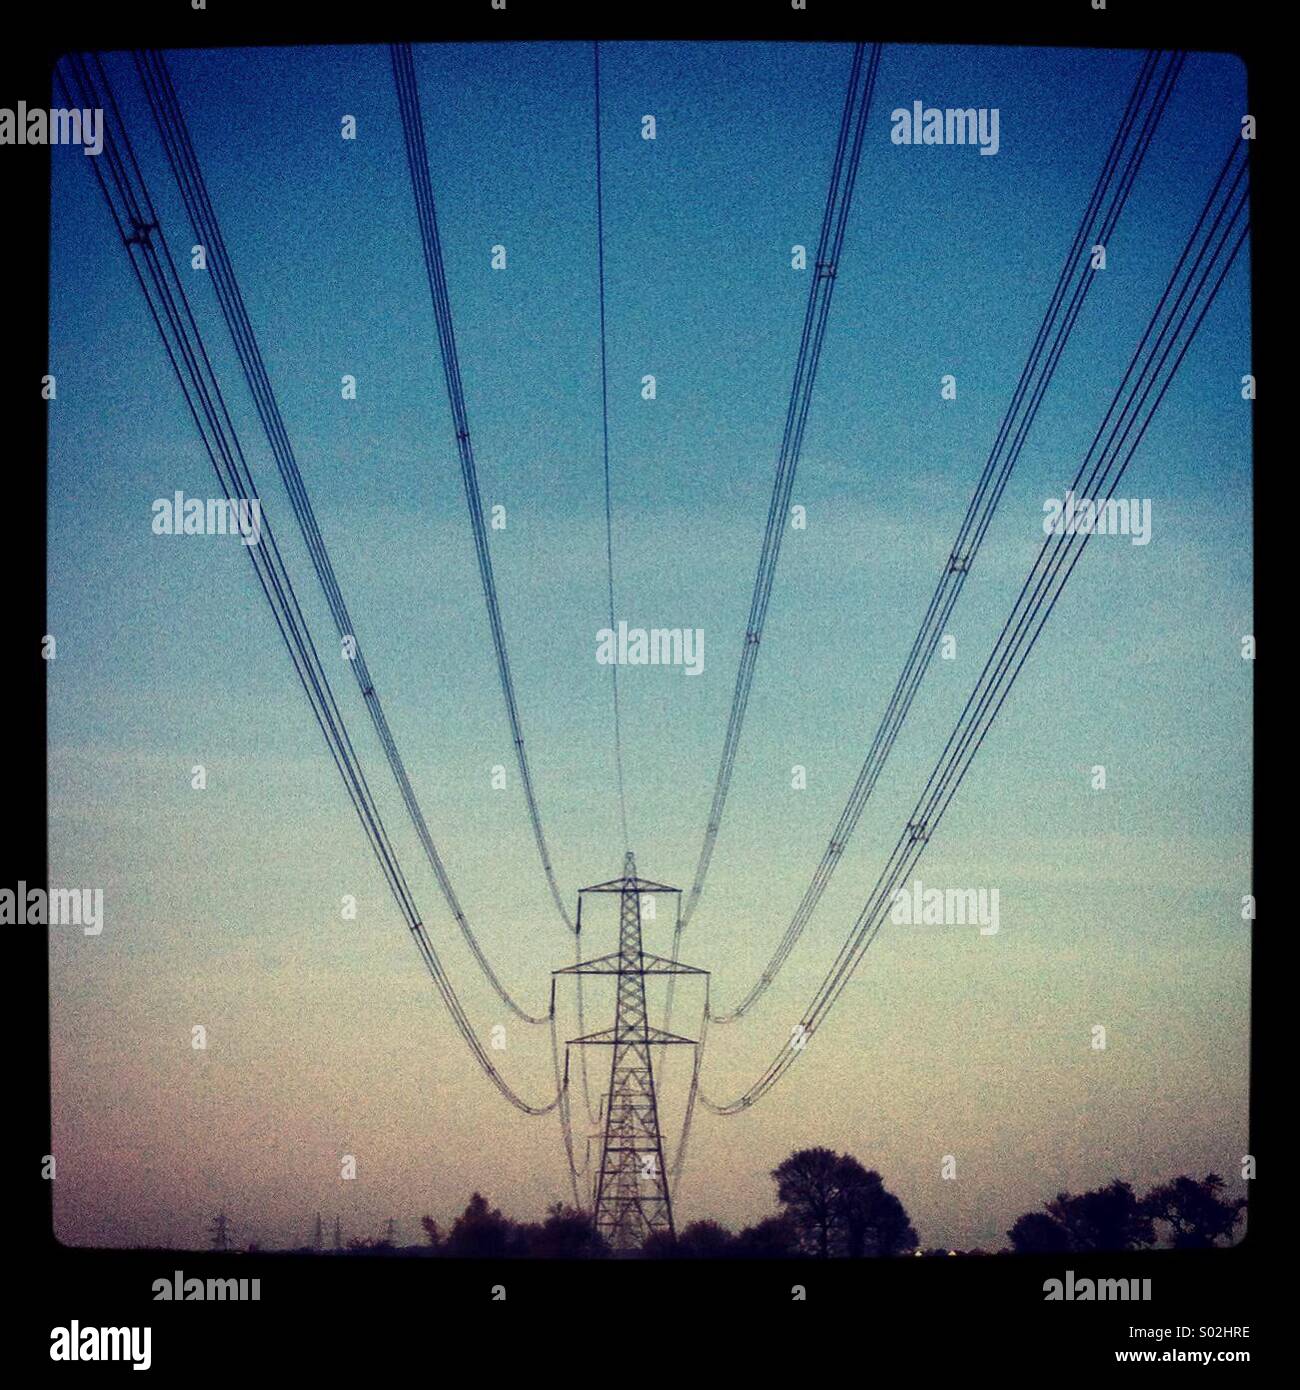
4;0;1268;1359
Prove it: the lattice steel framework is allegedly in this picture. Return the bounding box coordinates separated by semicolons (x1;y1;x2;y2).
556;852;704;1252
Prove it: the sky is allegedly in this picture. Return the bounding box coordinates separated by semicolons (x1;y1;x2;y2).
47;39;1251;1254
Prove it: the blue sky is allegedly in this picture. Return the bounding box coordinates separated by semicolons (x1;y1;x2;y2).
48;40;1250;1252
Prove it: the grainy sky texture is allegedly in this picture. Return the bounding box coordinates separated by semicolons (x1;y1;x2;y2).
48;39;1251;1253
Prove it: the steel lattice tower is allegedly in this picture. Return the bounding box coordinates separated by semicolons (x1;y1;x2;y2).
557;852;704;1253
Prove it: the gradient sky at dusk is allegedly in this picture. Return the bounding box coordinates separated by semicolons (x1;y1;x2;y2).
48;39;1250;1253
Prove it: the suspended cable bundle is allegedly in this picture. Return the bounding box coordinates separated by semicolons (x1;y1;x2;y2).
133;47;548;1026
568;41;629;1126
592;40;630;855
679;40;885;931
548;982;584;1208
711;48;1186;1024
63;51;559;1117
390;41;574;932
701;134;1250;1114
668;982;710;1202
660;44;884;1061
572;926;602;1126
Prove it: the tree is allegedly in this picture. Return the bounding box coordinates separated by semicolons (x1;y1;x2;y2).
835;1156;917;1257
1007;1210;1072;1255
445;1192;514;1259
734;1214;801;1259
771;1147;917;1258
504;1219;534;1259
640;1221;733;1259
420;1216;442;1250
676;1220;735;1259
772;1148;841;1258
1045;1180;1154;1252
641;1230;678;1259
1143;1174;1246;1249
526;1203;605;1259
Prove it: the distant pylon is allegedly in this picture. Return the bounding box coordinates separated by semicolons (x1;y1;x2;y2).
333;1215;342;1252
312;1212;323;1251
558;851;706;1252
208;1209;231;1252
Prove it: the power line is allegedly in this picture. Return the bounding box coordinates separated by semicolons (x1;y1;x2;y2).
593;40;631;854
708;48;1185;1024
701;135;1249;1113
668;980;709;1202
133;48;549;1026
390;41;574;932
548;981;584;1209
63;51;559;1117
572;41;627;1128
680;41;883;931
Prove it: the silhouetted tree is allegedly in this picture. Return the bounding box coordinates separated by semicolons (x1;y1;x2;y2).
420;1216;442;1250
1007;1210;1072;1255
773;1148;841;1258
1005;1179;1156;1255
445;1192;514;1259
504;1220;534;1258
641;1222;732;1259
1143;1174;1246;1249
641;1230;678;1259
836;1156;917;1257
734;1214;801;1259
772;1147;916;1258
1045;1180;1154;1252
525;1203;605;1259
676;1220;735;1259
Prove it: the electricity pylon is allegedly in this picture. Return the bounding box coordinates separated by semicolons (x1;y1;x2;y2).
207;1209;231;1252
557;852;705;1253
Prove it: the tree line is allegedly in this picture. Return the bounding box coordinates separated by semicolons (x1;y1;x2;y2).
280;1148;1244;1259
